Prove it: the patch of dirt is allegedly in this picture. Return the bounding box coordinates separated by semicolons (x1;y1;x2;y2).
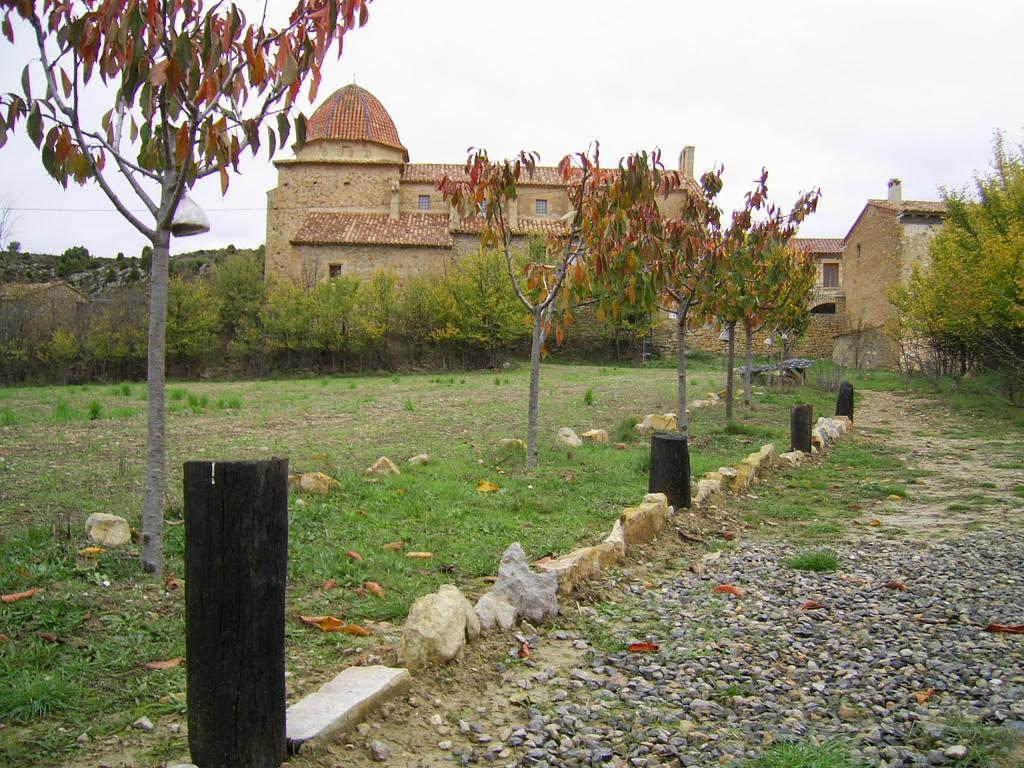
852;390;1024;540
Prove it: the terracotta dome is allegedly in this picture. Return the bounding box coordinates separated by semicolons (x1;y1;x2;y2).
305;84;407;159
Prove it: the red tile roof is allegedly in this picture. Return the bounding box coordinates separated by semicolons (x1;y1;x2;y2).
870;199;947;216
292;213;452;247
792;237;845;255
453;216;569;237
305;85;408;159
403;163;570;187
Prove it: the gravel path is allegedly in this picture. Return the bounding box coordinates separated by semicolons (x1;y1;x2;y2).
491;532;1024;767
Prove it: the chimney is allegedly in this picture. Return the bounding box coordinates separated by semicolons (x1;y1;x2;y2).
679;146;695;179
887;178;902;204
389;182;400;221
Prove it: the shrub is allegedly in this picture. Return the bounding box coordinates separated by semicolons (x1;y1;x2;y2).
583;388;595;405
87;401;102;420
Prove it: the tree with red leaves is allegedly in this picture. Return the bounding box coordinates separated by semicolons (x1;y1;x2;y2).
0;0;372;573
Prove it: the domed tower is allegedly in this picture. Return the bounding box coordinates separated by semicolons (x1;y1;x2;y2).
266;85;451;284
300;84;408;163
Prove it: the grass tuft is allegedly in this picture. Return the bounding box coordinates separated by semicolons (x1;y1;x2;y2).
583;388;595;406
0;406;14;426
52;398;75;422
786;549;838;572
746;739;866;767
87;401;102;421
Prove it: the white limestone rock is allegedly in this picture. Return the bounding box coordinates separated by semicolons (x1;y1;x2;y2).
399;585;479;669
85;513;131;547
556;427;583;448
489;543;559;624
474;592;518;634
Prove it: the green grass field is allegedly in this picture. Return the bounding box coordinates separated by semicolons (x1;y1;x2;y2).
0;357;853;765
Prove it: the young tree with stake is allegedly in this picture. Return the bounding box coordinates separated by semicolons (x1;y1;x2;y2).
0;0;372;573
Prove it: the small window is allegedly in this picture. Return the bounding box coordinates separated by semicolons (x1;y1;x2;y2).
822;263;839;288
329;265;343;278
535;199;548;215
811;302;836;315
856;243;862;259
418;195;431;211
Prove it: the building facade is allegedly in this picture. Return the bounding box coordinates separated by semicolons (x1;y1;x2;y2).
266;84;695;287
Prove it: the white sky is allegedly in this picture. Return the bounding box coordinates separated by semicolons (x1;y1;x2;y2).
1;0;1023;257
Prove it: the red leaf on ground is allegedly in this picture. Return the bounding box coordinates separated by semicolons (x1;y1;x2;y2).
164;574;183;591
0;633;10;641
801;600;824;610
721;531;736;541
628;642;659;653
517;642;531;659
346;550;363;561
714;584;745;598
914;688;937;704
363;581;385;597
322;578;337;591
2;587;40;603
143;657;183;670
35;632;60;644
382;541;404;551
881;582;908;591
984;623;1024;634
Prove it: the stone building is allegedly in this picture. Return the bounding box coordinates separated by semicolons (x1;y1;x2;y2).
265;85;946;367
832;179;946;368
265;84;696;286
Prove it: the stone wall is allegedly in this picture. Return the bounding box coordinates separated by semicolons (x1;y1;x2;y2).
842;205;902;332
292;244;456;285
833;325;895;370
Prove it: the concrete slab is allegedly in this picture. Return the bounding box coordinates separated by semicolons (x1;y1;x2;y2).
286;665;412;751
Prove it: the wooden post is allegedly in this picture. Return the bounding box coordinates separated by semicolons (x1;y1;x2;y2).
648;432;691;509
836;381;854;420
184;458;289;768
791;404;813;453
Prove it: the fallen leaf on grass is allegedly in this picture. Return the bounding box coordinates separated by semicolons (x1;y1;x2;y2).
801;600;825;610
477;480;500;493
517;642;531;659
2;587;40;603
356;510;368;517
35;632;60;644
337;624;372;636
721;532;736;541
886;494;903;501
914;688;937;704
322;578;337;591
395;488;407;496
143;657;183;670
984;623;1024;634
881;582;908;591
849;503;864;511
363;581;385;597
346;550;363;561
713;584;745;598
628;642;659;653
382;541;404;552
868;519;882;527
406;551;434;559
299;615;345;632
0;633;10;642
164;574;183;591
78;546;105;556
482;576;498;584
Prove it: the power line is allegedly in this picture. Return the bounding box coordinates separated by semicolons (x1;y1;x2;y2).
10;206;267;212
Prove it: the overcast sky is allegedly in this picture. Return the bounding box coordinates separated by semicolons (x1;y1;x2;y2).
1;0;1023;258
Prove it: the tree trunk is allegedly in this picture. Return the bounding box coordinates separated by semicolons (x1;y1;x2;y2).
725;321;736;422
743;322;754;408
526;308;547;468
141;224;171;574
676;308;689;436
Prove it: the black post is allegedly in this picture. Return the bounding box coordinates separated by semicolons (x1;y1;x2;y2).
648;432;691;509
835;381;854;420
791;404;813;453
184;458;289;768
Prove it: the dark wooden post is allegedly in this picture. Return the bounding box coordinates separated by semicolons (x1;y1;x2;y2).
835;381;854;420
791;404;813;453
648;432;691;509
184;458;289;768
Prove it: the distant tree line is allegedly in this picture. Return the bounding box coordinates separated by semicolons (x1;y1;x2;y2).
0;249;653;384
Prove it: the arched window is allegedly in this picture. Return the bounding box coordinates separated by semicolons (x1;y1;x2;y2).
810;302;836;315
